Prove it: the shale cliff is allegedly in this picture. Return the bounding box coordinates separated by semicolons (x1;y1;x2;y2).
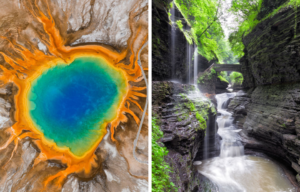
232;1;300;186
152;81;218;192
241;2;300;88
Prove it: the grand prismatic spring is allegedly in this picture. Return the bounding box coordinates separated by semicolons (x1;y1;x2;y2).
0;0;148;191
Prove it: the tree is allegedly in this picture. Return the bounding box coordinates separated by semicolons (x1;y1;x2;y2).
228;0;262;58
174;0;228;62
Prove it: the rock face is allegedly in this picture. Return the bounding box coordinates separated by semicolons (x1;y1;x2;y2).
197;66;229;94
257;0;288;20
228;85;300;185
240;5;300;88
232;0;300;186
152;0;215;83
152;81;218;192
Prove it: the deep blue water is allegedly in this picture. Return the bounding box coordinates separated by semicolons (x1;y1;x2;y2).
28;57;127;156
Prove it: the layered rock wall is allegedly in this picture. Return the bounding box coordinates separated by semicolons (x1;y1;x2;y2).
241;6;300;88
233;0;300;185
152;81;218;192
229;85;300;185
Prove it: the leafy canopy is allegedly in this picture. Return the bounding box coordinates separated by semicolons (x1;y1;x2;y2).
228;0;262;58
174;0;230;62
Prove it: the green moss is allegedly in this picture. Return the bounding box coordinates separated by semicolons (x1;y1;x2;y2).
218;75;229;83
157;38;160;45
177;116;183;122
182;113;189;120
180;93;187;99
183;31;193;44
211;106;217;115
156;17;160;24
176;20;183;31
211;68;216;75
189;102;196;111
196;112;207;130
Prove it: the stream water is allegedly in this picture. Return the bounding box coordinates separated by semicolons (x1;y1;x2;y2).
197;93;296;192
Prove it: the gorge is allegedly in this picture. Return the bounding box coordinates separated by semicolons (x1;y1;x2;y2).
152;0;300;191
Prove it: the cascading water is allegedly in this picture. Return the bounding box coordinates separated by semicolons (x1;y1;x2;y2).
217;93;245;158
186;42;190;83
186;43;192;84
194;45;198;85
196;93;296;192
170;2;176;79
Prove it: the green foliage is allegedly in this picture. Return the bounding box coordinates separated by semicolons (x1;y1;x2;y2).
229;0;300;58
176;20;184;31
218;75;229;83
230;72;244;86
196;112;207;130
152;118;177;191
197;67;217;84
211;68;216;75
290;0;300;7
183;31;194;44
184;100;208;130
174;0;229;62
189;102;196;111
220;71;230;82
177;116;183;122
228;0;263;58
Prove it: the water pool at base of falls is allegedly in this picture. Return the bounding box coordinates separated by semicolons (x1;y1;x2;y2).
197;155;295;192
196;92;296;192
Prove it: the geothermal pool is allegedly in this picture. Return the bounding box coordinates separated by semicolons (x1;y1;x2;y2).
27;57;127;157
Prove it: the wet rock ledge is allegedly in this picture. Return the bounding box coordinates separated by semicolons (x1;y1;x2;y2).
152;81;218;192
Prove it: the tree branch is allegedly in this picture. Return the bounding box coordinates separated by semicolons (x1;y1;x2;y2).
198;0;222;38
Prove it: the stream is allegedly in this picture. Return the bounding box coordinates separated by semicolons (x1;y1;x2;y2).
196;92;296;192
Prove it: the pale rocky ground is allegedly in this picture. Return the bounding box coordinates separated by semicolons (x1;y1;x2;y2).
0;0;148;191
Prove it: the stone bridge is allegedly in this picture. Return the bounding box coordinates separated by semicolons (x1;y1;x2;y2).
213;64;241;72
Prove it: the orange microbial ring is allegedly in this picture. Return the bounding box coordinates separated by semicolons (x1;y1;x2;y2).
0;0;148;188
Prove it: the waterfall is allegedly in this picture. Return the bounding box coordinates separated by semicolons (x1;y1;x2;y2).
170;2;176;79
186;42;190;83
194;45;198;85
186;43;192;83
216;93;244;158
196;92;296;192
203;116;210;160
